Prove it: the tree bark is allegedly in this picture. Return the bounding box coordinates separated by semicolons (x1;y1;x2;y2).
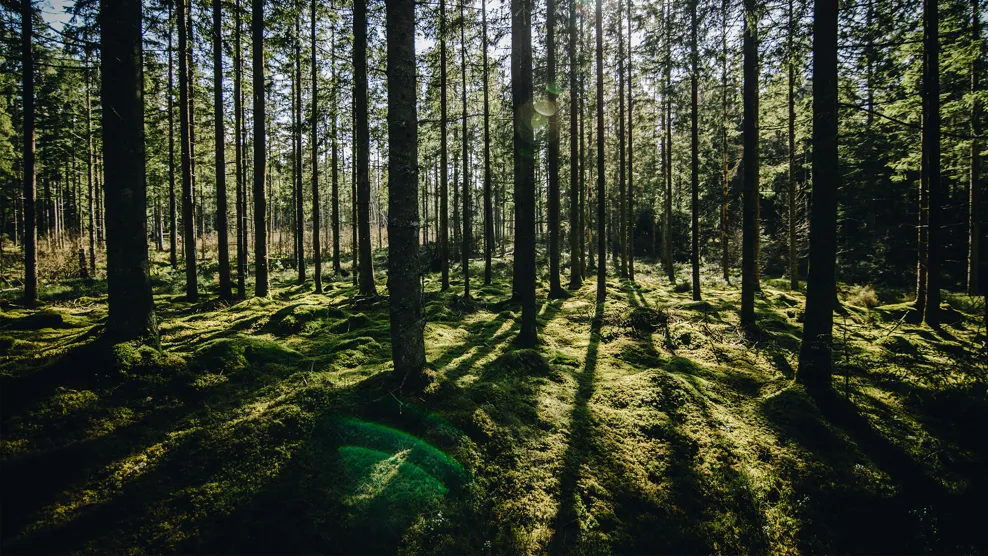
922;0;941;326
22;0;37;304
355;0;376;295
99;0;159;344
235;0;247;297
787;0;798;291
662;0;673;284
178;0;198;300
568;0;582;289
482;0;494;286
547;0;562;295
968;0;981;296
331;0;341;276
253;0;270;297
440;0;450;290
214;0;232;299
460;0;472;299
626;0;634;282
295;18;305;283
513;0;538;344
721;0;730;283
797;0;838;398
617;0;626;279
690;0;700;301
85;52;96;275
311;0;322;293
740;0;759;330
595;0;606;302
385;0;426;380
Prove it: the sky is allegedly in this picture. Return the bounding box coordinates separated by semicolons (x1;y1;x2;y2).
37;0;75;32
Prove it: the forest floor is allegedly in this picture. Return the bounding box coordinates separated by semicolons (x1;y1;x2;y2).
1;253;987;555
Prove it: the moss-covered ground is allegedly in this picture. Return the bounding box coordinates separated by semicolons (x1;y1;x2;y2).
1;255;986;554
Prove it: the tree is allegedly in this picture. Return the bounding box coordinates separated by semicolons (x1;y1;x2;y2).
385;0;426;380
178;0;198;300
311;0;322;293
568;0;582;289
253;0;270;297
460;0;472;300
594;0;606;302
355;0;376;296
482;0;494;286
234;0;247;297
439;0;450;291
331;0;341;277
626;0;634;282
617;0;626;278
922;0;940;326
787;0;798;291
969;0;981;296
740;0;758;330
662;0;674;284
169;1;179;270
547;0;563;296
214;0;232;300
100;0;159;344
512;0;537;345
796;0;838;398
21;0;37;304
690;0;701;301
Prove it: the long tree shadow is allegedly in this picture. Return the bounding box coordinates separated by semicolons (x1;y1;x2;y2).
547;300;603;554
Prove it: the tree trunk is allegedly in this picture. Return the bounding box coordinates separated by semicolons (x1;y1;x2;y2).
617;0;626;279
690;0;700;301
295;19;305;283
968;0;981;296
355;0;376;295
331;0;342;276
796;0;838;398
626;0;634;282
568;0;582;289
740;0;759;330
253;0;270;297
440;0;450;290
22;0;37;304
235;0;247;297
662;0;674;284
99;0;159;344
460;0;472;299
178;0;198;300
311;0;322;293
214;0;232;299
595;0;606;302
547;0;562;295
787;0;798;291
482;0;494;286
922;0;941;326
385;0;426;380
721;0;730;283
513;0;538;344
85;52;97;275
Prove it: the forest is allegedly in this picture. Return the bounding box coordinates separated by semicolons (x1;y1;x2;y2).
0;0;986;551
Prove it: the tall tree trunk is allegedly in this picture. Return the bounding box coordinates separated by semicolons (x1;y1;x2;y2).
968;0;981;296
295;18;305;283
355;0;376;296
85;51;96;275
311;0;322;293
235;0;246;297
797;0;838;398
547;0;562;295
662;0;673;284
168;1;178;270
253;0;270;296
626;0;634;282
568;0;582;289
513;0;538;344
99;0;159;343
617;0;626;278
740;0;759;330
22;0;37;304
460;0;472;299
579;14;587;275
482;0;494;286
178;0;198;300
385;0;426;379
440;0;450;290
214;0;232;299
721;0;730;282
787;0;798;291
594;0;606;302
916;112;928;316
922;0;941;326
690;0;700;301
331;0;341;276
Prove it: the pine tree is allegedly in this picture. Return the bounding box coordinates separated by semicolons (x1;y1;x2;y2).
214;0;232;300
513;0;538;345
178;0;198;301
100;0;159;344
355;0;376;296
594;0;606;302
311;0;322;293
922;0;940;326
253;0;270;297
740;0;759;330
21;0;37;304
568;0;582;289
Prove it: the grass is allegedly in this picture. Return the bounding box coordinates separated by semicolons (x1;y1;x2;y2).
1;254;986;554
